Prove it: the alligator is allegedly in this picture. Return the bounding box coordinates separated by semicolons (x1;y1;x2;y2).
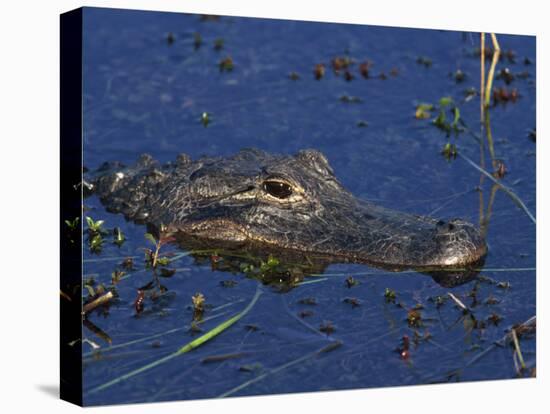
88;148;487;282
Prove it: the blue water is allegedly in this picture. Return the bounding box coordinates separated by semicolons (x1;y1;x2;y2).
80;7;536;405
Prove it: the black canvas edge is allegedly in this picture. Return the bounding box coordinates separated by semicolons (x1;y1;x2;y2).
60;7;83;407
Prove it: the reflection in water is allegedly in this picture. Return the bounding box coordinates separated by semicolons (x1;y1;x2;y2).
174;235;484;290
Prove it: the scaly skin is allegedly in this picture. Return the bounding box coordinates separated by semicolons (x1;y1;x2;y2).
91;148;487;270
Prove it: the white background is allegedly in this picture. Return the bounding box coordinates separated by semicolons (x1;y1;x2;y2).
0;0;546;412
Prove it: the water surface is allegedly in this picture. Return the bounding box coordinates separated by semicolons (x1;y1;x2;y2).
80;7;536;405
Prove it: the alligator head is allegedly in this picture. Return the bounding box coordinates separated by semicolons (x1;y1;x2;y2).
90;148;487;275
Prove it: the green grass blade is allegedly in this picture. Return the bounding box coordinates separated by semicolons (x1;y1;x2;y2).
87;286;262;396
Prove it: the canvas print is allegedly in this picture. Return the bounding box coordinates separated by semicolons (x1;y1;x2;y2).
60;6;536;406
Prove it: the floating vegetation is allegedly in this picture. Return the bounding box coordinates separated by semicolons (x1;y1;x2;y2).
339;95;362;103
144;229;175;269
414;103;434;119
314;63;325;80
299;310;314;318
160;267;176;277
86;216;105;235
345;276;358;288
343;297;361;308
213;38;224;51
527;128;536;142
487;313;503;326
497;281;511;289
218;56;234;72
218;279;236;288
452;69;466;83
64;216;80;244
432;97;462;136
344;71;354;81
396;335;410;360
463;87;477;102
192;293;206;321
406;308;423;328
416;56;432;67
493;87;519;104
492;160;507;179
441;142;457;161
485;296;500;305
237;254;303;288
356;120;369;128
319;321;335;335
496;67;515;84
133;289;145;314
239;363;263;373
166;32;175;45
474;47;516;63
87;286;262;396
113;227;125;247
201;112;211;127
428;295;448;309
384;288;397;303
331;56;353;74
288;71;300;80
64;216;80;231
298;297;317;305
111;269;125;284
85;217;108;253
359;61;373;78
202;352;246;364
120;257;134;270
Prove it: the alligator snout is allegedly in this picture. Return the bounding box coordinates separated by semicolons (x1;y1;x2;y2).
431;219;487;267
91;149;487;272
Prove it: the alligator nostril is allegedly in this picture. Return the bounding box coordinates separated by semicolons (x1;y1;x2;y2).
436;220;446;227
448;223;455;231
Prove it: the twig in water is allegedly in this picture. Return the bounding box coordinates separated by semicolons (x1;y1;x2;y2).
447;292;470;313
480;33;485;120
484;33;501;109
511;328;526;371
83;291;114;315
458;152;536;224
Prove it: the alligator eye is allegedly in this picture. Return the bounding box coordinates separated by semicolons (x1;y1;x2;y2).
262;180;293;199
